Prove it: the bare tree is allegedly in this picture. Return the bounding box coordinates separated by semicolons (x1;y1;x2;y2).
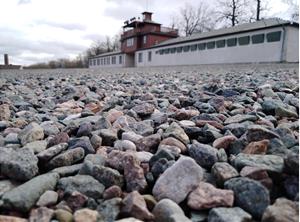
176;2;216;36
249;0;269;21
217;0;250;27
283;0;299;21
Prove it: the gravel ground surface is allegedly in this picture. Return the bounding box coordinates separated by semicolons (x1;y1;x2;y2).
0;63;298;222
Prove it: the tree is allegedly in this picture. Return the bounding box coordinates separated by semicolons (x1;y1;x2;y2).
175;2;216;36
283;0;299;21
217;0;250;27
249;0;269;21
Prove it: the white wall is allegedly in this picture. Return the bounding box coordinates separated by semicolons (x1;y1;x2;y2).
135;27;288;67
284;26;299;62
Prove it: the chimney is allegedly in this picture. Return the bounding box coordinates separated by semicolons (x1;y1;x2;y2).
4;54;9;65
142;12;152;21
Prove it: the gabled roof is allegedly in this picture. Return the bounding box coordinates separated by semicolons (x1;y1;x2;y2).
153;18;298;48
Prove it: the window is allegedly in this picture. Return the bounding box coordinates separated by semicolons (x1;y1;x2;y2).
238;36;250;45
207;41;215;49
93;59;96;66
101;58;103;65
97;59;100;65
103;58;106;65
148;51;152;62
198;43;206;50
89;60;93;66
143;36;147;44
138;52;143;63
227;38;237;47
107;57;110;65
119;55;122;64
191;44;197;51
216;40;226;48
159;49;164;55
112;56;116;64
252;34;265;44
164;48;170;54
126;38;134;47
170;48;176;53
267;31;281;42
183;45;190;52
177;46;183;53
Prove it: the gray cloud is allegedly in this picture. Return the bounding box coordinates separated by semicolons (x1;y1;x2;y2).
0;29;87;65
35;20;87;31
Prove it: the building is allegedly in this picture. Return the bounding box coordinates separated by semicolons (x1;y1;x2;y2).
0;54;21;70
89;12;299;68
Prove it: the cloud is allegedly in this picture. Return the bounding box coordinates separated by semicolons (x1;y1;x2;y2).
18;0;31;5
35;20;86;31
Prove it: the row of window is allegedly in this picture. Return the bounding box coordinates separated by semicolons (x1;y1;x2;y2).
90;55;123;66
155;31;282;55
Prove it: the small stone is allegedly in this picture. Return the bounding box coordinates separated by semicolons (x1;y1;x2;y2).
121;191;154;220
0;147;39;181
29;207;54;222
97;197;122;222
211;162;239;186
188;142;218;169
46;147;85;170
18;122;44;146
47;132;69;148
114;140;136;151
0;180;17;197
90;134;102;149
0;215;27;222
224;177;270;219
132;103;155;117
99;129;118;146
240;166;273;189
142;194;157;211
74;208;101;222
275;106;298;118
36;190;58;207
23;140;47;154
163;122;189;144
106;109;124;123
55;209;73;222
52;163;83;177
37;143;68;162
77;122;93;137
103;185;122;200
213;135;237;149
123;154;148;193
187;182;234;210
152;199;191;222
65;191;88;211
0;104;10;121
1;173;59;212
57;175;105;199
68;137;95;154
224;114;257;124
232;153;284;173
242;139;269;154
122;131;143;143
153;156;203;203
81;164;124;188
284;152;299;176
135;134;161;152
160;137;187;153
246;125;279;142
208;207;252;222
262;198;298;222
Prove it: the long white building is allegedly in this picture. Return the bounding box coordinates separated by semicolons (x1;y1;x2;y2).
89;13;299;68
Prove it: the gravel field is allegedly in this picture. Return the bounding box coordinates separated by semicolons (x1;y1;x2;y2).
0;63;298;222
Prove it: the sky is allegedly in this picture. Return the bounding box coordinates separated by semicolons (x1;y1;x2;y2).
0;0;297;65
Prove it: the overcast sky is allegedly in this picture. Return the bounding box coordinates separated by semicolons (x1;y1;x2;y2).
0;0;297;65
